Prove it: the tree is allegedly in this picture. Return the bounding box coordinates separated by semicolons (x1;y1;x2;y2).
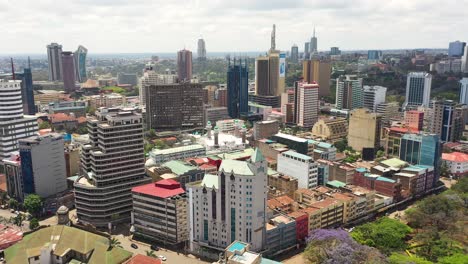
29;218;39;230
148;129;156;139
108;237;122;249
146;250;156;257
388;253;432;264
23;194;43;217
39;121;51;130
438;253;468;264
11;214;25;228
8;198;19;210
351;217;412;255
335;138;348;152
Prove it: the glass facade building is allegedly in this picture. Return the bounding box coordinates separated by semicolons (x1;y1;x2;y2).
227;60;248;118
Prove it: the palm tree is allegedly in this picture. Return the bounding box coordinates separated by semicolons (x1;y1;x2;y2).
146;250;157;258
108;237;122;249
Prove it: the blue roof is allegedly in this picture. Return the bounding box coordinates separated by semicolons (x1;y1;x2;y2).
356;168;367;173
376;177;396;183
261;258;283;264
227;241;248;252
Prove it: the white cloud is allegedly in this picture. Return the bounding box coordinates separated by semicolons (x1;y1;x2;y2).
1;0;467;54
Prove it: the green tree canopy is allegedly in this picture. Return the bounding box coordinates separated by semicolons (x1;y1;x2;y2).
39;121;51;130
23;194;43;217
388;253;432;264
29;218;39;230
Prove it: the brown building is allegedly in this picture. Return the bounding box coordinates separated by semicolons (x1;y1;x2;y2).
268;173;298;198
404;110;424;131
296;188;344;230
311;117;348;143
64;144;80;177
177;49;192;82
430;100;468;142
302;59;331;97
253;120;280;140
348;108;382;153
145;83;204;131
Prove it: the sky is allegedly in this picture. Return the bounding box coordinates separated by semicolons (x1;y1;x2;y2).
1;0;467;54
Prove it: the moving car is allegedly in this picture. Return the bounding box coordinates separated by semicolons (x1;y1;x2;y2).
131;243;138;249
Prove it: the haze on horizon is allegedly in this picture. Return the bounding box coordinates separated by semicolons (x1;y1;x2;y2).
1;0;466;54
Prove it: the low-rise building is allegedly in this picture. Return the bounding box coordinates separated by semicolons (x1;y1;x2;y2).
287;211;309;243
308;139;337;161
159;160;204;189
442;152;468;177
267;195;296;213
221;241;281;264
265;215;297;257
311;117;348;143
2;153;23;201
86;93;126;109
48;100;87;117
353;168;403;201
267;173;298;198
131;179;188;246
394;165;434;196
204;106;230;125
147;144;206;166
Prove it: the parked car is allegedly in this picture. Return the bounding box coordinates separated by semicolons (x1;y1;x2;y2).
131;243;138;249
158;255;167;261
150;245;160;251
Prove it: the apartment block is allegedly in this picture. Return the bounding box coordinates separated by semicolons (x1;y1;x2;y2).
277;151;318;189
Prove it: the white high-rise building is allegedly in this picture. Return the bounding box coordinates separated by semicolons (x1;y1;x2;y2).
277;150;318;189
363;85;387;112
74;107;151;227
0;80;38;162
460;78;468;105
335;75;363;110
295;82;319;128
187;149;267;252
139;70;177;105
403;72;432;109
47;43;63;81
462;46;468;73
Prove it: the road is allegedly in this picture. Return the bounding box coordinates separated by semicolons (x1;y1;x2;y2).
114;234;209;264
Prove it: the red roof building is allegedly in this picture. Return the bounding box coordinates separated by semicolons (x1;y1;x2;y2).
124;254;162;264
442;152;468;177
0;224;23;250
132;179;184;198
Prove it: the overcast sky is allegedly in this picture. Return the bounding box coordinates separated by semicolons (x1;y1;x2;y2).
1;0;467;54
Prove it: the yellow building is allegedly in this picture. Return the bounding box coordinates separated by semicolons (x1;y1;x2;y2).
311;117;348;142
348;108;382;152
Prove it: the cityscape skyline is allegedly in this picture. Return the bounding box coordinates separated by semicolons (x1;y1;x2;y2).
1;0;466;54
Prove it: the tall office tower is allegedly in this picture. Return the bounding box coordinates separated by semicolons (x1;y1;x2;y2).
19;133;67;199
61;51;76;93
16;58;36;115
0;80;38;162
460;78;468;104
177;49;193;82
271;24;276;51
290;44;299;63
197;38;206;61
462;46;468;73
348;108;382;153
47;43;63;81
145;83;204;131
310;27;317;53
335;75;363;110
367;50;383;61
448;41;466;57
399;133;441;186
187;149;267;252
330;47;341;55
303;59;332;97
255;56;270;96
403;72;432;109
294;81;319;128
363;86;387;112
139;69;177;105
74;45;88;83
277;150;318;189
227;59;248;118
304;42;310;59
430;100;467;142
254;52;285;96
404;110;424;131
74;107;151;227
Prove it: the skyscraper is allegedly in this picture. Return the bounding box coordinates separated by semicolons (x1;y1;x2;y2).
462;46;468;73
197;38;206;61
304;42;310;59
430;100;467;142
61;51;76;93
145;83;204;130
460;78;468;104
227;59;249;118
47;43;63;81
177;49;193;82
335;75;363;110
271;24;276;51
74;45;88;83
363;86;387;112
74;107;151;227
303;59;331;97
367;50;383;61
254;52;285;97
290;44;299;63
294;81;319;128
0;80;38;162
139;68;177;105
448;41;466;57
330;47;341;55
16;58;35;115
310;27;317;53
403;72;432;109
187;149;267;252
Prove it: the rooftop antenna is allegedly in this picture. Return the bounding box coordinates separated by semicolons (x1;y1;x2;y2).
10;58;15;80
28;56;31;68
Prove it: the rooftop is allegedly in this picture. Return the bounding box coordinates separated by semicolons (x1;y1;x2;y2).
124;254;162;264
5;226;132;264
162;160;197;175
327;180;347;188
380;158;408;168
201;173;218;189
132;179;185;198
227;241;248;252
219;159;255;176
282;150;311;160
150;144;205;156
442;152;468;163
273;133;308;143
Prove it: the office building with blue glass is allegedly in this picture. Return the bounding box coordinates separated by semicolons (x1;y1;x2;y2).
403;72;432;109
399;133;441;186
16;65;36;115
227;59;248;118
74;45;88;83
